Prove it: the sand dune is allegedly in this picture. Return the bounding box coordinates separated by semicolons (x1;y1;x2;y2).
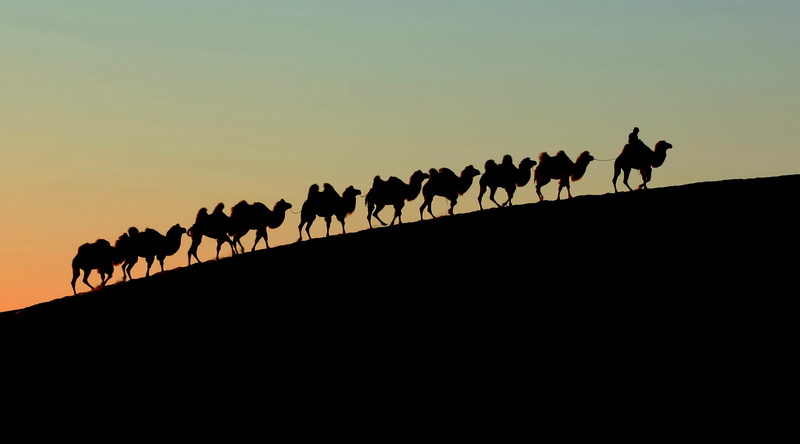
3;175;797;347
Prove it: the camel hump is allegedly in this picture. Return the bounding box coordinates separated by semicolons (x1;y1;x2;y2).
143;227;161;236
372;175;384;186
322;183;339;197
212;202;225;214
501;154;513;166
484;159;498;171
555;150;569;160
538;152;551;163
438;167;457;179
231;200;250;217
385;176;404;187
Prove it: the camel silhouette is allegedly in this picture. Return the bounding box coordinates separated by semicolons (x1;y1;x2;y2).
70;238;123;295
229;199;293;251
298;183;362;241
187;203;236;264
613;139;673;192
478;155;537;209
419;165;481;219
365;170;429;228
534;151;594;201
120;224;186;280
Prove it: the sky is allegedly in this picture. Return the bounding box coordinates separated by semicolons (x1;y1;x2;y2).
2;0;799;311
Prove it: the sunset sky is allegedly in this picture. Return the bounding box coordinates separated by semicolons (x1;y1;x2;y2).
2;1;799;311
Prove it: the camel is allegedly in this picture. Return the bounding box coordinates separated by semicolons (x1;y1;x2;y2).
298;184;362;241
478;155;537;209
419;165;481;219
70;238;123;295
229;199;293;251
120;224;186;279
612;140;673;192
365;170;429;228
534;151;595;201
187;203;236;264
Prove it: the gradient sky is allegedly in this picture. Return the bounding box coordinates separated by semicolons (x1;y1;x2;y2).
2;1;799;311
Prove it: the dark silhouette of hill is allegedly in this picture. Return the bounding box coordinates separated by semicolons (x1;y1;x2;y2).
2;175;797;354
4;175;796;422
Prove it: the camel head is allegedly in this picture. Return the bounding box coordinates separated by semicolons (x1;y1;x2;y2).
410;169;430;184
576;151;595;165
343;185;362;199
167;224;187;237
519;157;537;170
274;199;292;212
462;165;481;179
654;140;673;152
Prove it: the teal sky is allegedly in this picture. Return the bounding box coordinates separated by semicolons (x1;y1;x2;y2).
2;1;799;310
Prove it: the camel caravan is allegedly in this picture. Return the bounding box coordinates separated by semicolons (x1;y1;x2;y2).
70;128;673;294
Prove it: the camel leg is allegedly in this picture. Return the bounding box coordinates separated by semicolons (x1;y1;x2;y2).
372;204;388;227
638;168;652;190
339;216;347;234
188;236;202;265
145;257;155;277
124;257;137;280
215;239;223;260
71;269;80;295
253;228;268;250
420;197;434;220
158;257;166;273
325;216;333;237
298;216;315;241
535;177;550;201
556;178;572;199
622;168;634;192
504;186;515;206
612;165;621;193
448;197;458;216
82;269;94;291
391;203;404;225
100;269;112;286
478;186;487;210
233;235;245;254
489;187;502;208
